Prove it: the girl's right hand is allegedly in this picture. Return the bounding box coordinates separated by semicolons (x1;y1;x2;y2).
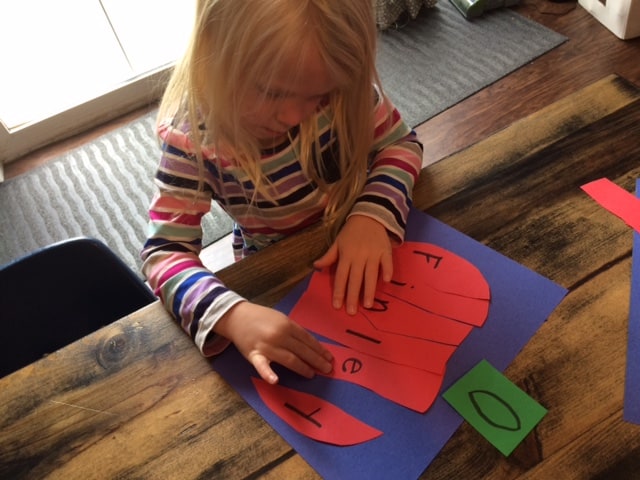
214;301;334;384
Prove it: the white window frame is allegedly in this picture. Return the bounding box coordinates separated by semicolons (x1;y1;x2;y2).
0;65;170;166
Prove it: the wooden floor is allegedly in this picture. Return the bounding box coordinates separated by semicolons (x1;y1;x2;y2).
415;0;640;165
5;0;640;179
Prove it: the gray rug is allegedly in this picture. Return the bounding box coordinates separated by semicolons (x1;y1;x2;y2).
377;1;567;127
0;4;566;275
0;114;233;275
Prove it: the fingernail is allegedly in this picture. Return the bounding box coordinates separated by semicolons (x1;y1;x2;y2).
347;305;357;315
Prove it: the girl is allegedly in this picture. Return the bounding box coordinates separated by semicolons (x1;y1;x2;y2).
141;0;423;385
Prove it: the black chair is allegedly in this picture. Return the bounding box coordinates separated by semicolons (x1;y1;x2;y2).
0;237;156;378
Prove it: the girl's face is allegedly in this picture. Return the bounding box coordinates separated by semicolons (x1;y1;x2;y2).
241;44;338;148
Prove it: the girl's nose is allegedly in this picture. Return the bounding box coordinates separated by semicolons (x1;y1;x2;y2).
276;99;318;128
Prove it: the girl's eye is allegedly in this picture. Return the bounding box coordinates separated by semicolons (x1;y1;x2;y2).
256;84;285;100
255;84;329;103
265;91;285;100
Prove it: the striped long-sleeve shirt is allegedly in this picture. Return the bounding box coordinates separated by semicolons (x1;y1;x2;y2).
141;96;423;356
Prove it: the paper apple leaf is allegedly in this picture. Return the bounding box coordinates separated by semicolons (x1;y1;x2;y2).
442;359;547;456
468;390;522;431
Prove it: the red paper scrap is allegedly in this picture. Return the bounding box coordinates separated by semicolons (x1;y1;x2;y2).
252;377;383;446
581;178;640;233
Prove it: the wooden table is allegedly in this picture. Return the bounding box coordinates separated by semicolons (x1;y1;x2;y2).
2;74;640;479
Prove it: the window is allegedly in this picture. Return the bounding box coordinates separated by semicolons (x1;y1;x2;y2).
0;0;194;165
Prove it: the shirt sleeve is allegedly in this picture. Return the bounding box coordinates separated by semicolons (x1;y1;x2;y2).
348;96;423;242
140;123;243;357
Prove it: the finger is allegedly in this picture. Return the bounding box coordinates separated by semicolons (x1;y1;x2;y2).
313;243;338;269
380;248;394;283
289;341;333;376
361;260;380;309
345;261;365;315
331;258;350;310
291;326;334;371
269;348;316;379
249;352;279;384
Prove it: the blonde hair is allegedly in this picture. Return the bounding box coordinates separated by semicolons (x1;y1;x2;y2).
159;0;386;238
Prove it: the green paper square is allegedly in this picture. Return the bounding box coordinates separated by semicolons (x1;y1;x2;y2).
442;359;547;456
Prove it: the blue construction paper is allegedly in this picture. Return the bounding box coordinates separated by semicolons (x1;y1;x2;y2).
213;208;568;480
623;179;640;424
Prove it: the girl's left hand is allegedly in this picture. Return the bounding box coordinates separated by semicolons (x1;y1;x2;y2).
313;215;393;315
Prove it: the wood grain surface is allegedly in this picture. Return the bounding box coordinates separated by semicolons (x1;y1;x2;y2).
1;74;639;479
417;0;640;167
2;0;640;476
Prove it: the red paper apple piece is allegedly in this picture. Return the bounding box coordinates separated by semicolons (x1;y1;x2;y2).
361;291;475;344
252;377;383;446
380;242;491;320
290;275;455;375
320;342;444;413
